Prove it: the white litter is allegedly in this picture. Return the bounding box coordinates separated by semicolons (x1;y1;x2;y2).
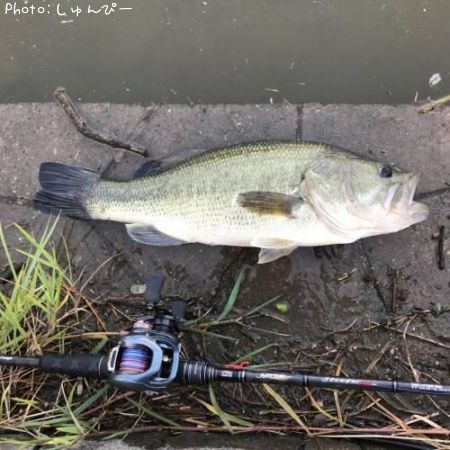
429;73;442;87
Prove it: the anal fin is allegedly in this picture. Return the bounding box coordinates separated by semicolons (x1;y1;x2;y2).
126;223;185;246
253;237;298;264
258;246;298;264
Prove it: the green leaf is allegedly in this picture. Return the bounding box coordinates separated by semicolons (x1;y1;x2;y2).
276;302;289;314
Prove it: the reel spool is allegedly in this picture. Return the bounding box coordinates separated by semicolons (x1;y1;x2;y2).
118;345;152;374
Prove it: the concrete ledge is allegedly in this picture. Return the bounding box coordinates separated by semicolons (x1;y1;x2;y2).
0;103;449;449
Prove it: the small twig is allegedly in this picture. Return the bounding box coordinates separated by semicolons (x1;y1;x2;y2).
333;361;344;428
321;318;358;342
53;87;149;157
364;392;409;432
80;391;134;418
90;423;450;435
387;326;450;350
389;268;401;314
419;94;450;113
438;226;446;270
427;396;450;421
433;225;446;270
402;316;420;382
82;296;108;332
364;339;392;375
93;296;148;308
79;252;121;293
64;331;122;339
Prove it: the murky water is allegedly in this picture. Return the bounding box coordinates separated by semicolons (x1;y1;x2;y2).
1;0;450;104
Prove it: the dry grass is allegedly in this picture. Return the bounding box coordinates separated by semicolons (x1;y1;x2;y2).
0;222;449;448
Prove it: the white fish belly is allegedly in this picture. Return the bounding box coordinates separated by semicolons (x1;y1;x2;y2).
151;205;347;248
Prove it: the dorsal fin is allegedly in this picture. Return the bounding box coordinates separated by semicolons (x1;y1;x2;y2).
133;160;163;178
133;148;206;178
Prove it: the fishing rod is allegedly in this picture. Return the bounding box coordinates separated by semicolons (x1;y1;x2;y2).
1;274;450;397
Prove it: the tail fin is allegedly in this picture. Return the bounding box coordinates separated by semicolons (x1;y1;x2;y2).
34;163;99;219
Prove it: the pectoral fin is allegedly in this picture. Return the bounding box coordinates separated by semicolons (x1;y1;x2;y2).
126;223;185;246
258;246;298;264
238;191;303;217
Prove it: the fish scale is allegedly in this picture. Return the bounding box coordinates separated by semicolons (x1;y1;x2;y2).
87;141;322;225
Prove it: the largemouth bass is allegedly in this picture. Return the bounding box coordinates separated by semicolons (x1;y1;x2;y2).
34;141;429;263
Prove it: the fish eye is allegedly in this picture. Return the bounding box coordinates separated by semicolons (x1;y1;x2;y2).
378;164;393;178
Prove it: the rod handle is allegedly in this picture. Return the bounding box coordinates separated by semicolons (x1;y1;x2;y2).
39;354;109;379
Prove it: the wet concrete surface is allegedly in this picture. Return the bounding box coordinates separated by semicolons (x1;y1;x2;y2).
0;102;449;448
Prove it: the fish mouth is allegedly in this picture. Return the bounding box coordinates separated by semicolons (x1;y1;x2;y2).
388;174;429;223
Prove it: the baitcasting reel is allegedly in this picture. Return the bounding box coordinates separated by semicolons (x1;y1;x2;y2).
106;273;186;393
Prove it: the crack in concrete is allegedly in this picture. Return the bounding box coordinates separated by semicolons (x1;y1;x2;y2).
295;104;303;140
100;156;123;179
357;241;389;312
210;248;254;305
0;195;33;207
90;224;142;279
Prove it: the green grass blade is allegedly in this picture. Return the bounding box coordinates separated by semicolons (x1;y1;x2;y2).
244;294;283;317
218;266;248;321
195;388;253;428
73;385;108;416
89;338;109;354
127;398;181;428
186;327;239;342
233;343;277;364
101;428;136;440
208;384;232;430
263;384;309;432
0;224;18;281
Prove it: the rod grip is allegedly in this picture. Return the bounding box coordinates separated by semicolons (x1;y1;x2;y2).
39;354;109;379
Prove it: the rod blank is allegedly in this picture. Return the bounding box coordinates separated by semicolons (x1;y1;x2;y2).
178;361;450;396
